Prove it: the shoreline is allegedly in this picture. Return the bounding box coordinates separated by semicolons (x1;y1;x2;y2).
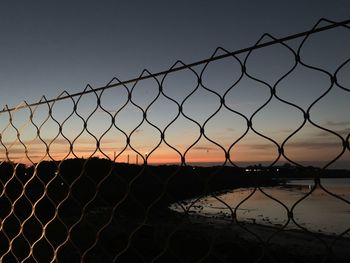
173;213;350;262
170;179;350;237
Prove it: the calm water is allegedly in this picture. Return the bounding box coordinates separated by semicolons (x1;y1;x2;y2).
171;178;350;236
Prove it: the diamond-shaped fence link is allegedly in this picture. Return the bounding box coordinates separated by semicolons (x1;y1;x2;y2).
0;18;350;262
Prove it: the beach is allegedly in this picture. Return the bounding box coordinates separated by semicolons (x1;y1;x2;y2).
171;178;350;236
168;178;350;262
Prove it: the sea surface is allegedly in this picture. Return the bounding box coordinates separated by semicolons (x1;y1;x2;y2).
171;178;350;237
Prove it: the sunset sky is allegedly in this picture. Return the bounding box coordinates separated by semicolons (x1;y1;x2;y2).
0;0;349;168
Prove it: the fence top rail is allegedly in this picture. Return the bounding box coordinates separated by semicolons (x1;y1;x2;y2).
1;18;349;114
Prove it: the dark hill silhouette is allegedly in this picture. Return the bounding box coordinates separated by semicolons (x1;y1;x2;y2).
1;158;278;218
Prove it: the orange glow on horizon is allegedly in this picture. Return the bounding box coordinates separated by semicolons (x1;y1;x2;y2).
2;145;349;169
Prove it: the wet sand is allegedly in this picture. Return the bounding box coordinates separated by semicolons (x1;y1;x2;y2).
183;214;350;262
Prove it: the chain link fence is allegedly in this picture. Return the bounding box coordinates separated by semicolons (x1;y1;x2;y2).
0;18;350;262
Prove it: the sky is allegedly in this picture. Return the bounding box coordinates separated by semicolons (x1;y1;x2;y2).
0;0;349;168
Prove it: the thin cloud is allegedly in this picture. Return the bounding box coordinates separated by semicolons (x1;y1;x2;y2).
248;144;277;150
278;128;296;133
192;146;218;151
316;128;350;137
225;128;235;132
0;148;28;154
316;131;336;137
325;121;350;127
1;137;126;148
286;141;343;149
133;129;143;134
243;141;343;150
339;128;350;135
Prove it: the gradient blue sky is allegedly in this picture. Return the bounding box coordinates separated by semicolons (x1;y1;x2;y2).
0;0;348;107
0;0;349;168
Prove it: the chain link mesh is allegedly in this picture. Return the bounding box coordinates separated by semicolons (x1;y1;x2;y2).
0;18;350;262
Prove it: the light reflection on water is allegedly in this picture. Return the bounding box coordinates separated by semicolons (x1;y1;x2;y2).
171;178;350;236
